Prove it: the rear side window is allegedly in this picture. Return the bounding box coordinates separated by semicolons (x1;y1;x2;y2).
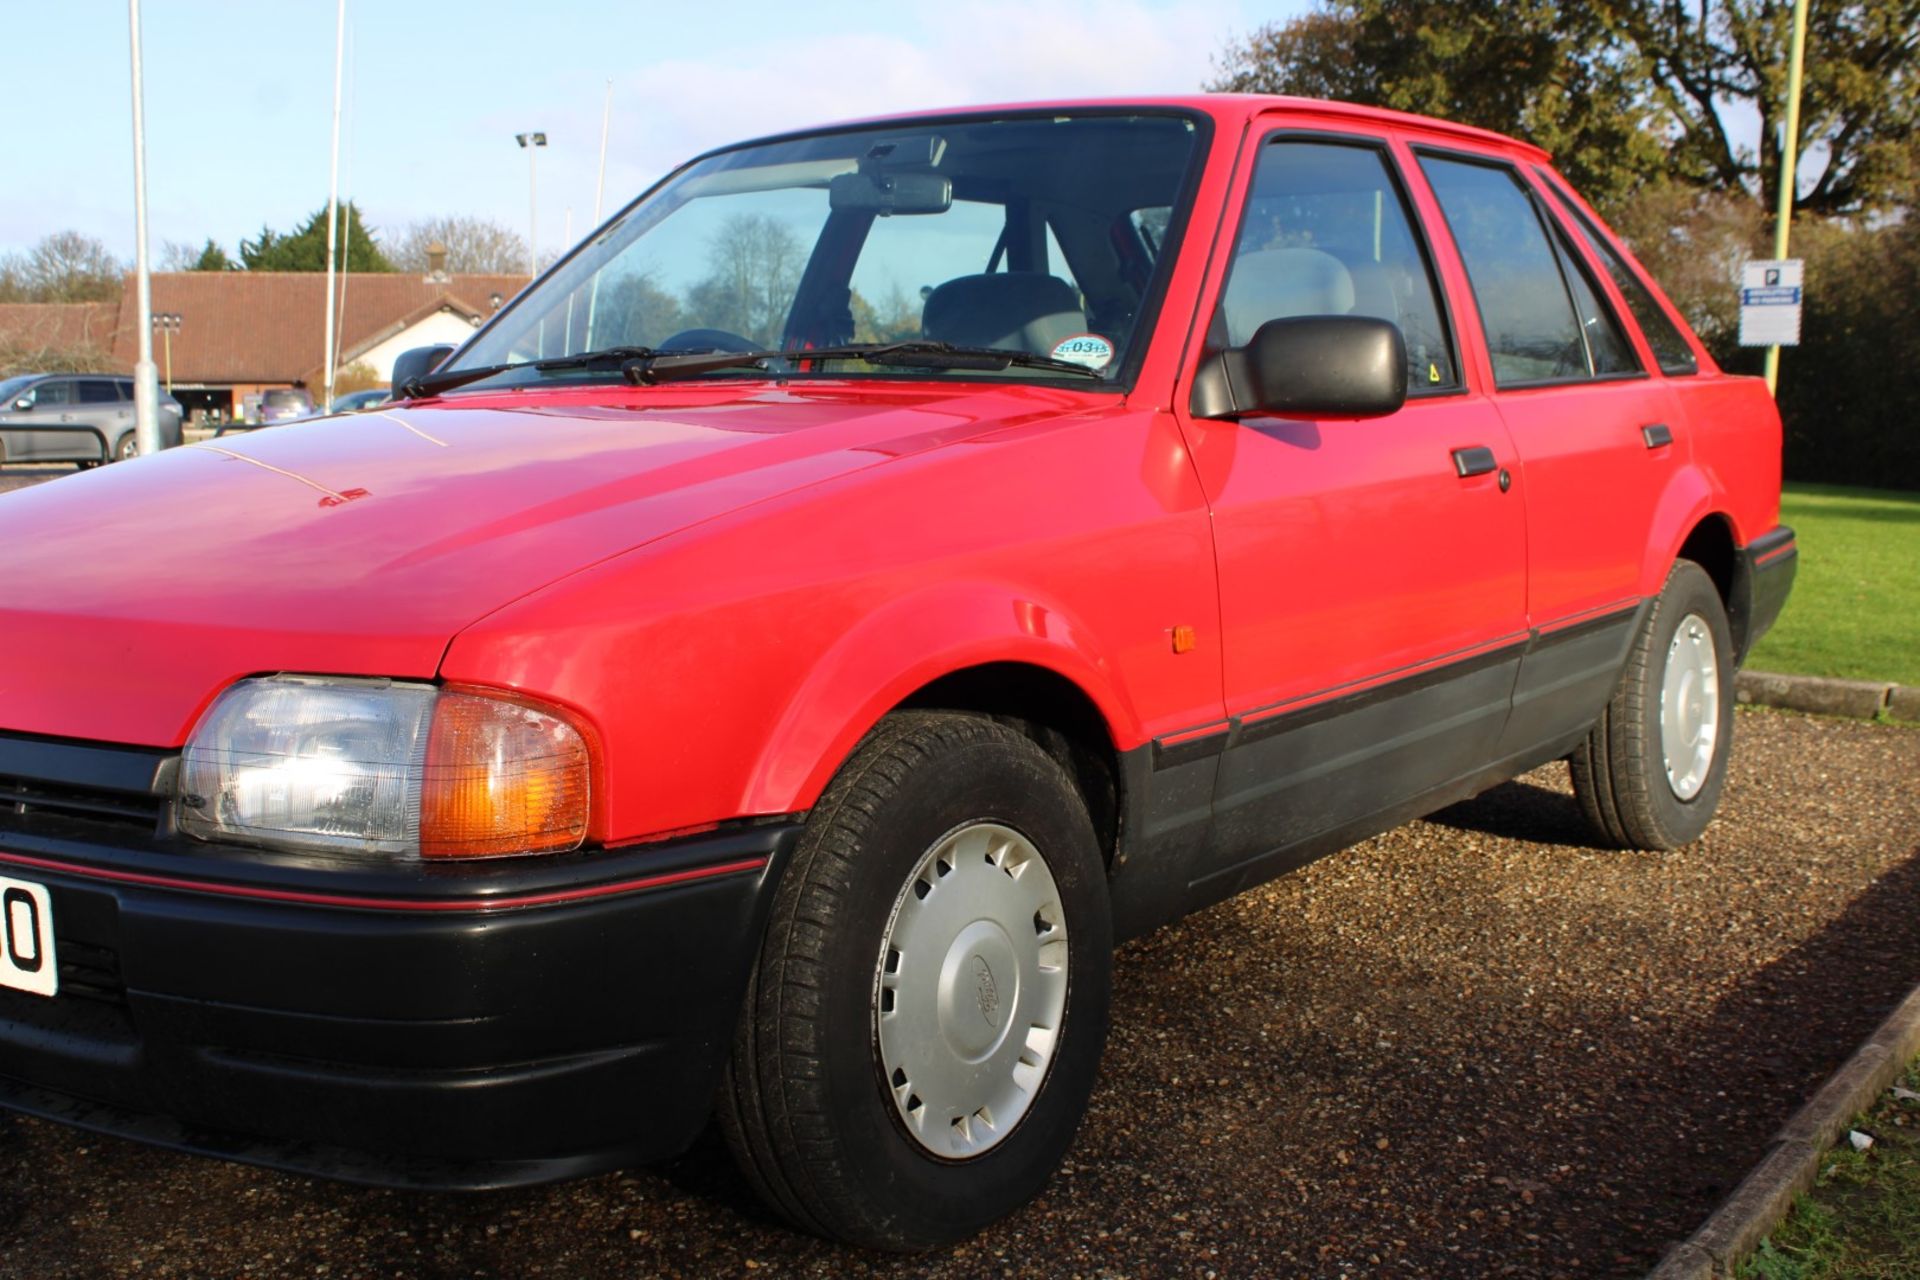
1218;139;1458;391
1542;180;1699;375
78;379;121;404
1420;154;1633;387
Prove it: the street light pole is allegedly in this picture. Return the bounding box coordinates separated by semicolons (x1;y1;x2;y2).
1764;0;1811;398
127;0;160;457
151;312;181;392
516;131;547;277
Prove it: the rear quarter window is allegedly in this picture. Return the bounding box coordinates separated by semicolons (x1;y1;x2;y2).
1541;178;1700;376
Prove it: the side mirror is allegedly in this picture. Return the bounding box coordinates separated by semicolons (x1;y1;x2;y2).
11;396;32;412
390;344;457;398
1191;315;1408;420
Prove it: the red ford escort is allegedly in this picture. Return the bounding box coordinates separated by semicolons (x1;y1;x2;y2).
0;96;1794;1249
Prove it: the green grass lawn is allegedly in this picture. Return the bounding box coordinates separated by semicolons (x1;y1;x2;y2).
1745;483;1920;686
1740;1061;1920;1279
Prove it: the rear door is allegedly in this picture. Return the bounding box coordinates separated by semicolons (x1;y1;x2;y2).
1174;127;1529;890
1414;151;1682;754
76;378;130;459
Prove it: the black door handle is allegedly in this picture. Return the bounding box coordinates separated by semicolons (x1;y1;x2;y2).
1451;446;1498;477
1642;422;1673;448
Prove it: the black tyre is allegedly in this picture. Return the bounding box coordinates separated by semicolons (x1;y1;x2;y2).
1570;560;1735;849
719;711;1112;1250
114;432;138;461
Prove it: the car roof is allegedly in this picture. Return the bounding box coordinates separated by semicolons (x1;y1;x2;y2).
711;95;1551;167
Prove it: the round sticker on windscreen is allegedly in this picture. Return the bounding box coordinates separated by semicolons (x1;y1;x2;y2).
1050;333;1115;371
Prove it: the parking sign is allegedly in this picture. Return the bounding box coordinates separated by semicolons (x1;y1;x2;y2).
1739;259;1803;346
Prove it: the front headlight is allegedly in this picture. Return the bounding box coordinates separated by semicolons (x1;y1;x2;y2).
177;676;591;860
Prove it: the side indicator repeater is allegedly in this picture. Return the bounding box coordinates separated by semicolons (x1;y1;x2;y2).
1171;625;1196;655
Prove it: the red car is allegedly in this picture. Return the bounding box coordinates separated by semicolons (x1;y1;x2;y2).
0;96;1793;1249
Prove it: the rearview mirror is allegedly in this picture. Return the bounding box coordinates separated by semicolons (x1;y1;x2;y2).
1190;316;1407;420
828;171;953;216
390;344;457;398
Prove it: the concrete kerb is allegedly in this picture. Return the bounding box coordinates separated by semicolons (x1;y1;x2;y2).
1735;670;1907;720
1647;984;1920;1278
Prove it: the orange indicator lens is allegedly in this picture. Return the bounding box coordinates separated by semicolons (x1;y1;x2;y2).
419;691;591;858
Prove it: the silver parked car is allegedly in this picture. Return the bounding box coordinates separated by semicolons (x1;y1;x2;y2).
0;374;184;465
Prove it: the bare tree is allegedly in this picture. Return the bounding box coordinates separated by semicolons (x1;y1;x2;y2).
684;215;806;347
0;232;126;303
391;217;529;274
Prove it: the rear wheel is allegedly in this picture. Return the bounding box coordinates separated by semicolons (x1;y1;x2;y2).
114;432;138;461
719;712;1111;1250
1570;560;1735;849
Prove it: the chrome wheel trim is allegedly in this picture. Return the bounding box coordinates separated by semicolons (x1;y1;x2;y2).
1660;611;1720;801
873;821;1068;1159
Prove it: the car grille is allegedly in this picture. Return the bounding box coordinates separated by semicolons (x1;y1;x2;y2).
0;776;164;829
0;732;173;835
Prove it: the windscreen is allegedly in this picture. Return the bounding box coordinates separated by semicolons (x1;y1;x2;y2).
448;112;1203;390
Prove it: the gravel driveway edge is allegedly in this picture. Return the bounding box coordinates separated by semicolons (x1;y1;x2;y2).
1735;670;1917;721
1646;982;1920;1278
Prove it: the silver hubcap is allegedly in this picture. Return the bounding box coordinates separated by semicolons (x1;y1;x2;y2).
874;821;1068;1159
1660;611;1720;801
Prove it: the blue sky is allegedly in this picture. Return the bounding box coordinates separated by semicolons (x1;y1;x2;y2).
10;0;1306;264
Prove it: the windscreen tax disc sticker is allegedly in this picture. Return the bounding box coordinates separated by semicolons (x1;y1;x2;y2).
1050;333;1115;370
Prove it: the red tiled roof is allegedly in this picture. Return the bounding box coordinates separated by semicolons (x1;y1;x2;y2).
101;272;530;386
0;303;122;367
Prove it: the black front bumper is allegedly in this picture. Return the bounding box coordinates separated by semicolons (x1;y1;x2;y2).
0;778;799;1190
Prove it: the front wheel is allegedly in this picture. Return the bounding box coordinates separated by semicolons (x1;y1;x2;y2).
1570;560;1735;849
719;712;1112;1250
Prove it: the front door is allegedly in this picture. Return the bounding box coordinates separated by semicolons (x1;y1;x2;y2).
1175;130;1529;894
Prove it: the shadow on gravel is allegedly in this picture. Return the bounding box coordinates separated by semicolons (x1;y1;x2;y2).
1425;775;1620;851
1622;842;1920;1258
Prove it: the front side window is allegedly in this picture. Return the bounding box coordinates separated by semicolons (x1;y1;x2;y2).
31;380;73;406
1419;154;1639;387
447;112;1204;391
1215;139;1458;392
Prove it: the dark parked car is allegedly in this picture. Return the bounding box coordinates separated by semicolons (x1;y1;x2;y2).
0;373;183;464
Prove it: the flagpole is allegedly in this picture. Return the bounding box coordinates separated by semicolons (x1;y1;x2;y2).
128;0;159;457
321;0;345;408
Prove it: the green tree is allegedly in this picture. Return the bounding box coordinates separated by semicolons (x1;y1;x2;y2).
1210;1;1672;208
189;238;237;271
1594;0;1920;216
1211;0;1920;216
239;203;395;272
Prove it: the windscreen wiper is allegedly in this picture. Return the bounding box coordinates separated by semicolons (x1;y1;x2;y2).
402;339;1106;399
626;341;1107;383
398;346;660;399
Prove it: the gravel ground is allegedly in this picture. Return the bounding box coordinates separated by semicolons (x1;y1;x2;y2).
0;711;1912;1279
0;463;74;494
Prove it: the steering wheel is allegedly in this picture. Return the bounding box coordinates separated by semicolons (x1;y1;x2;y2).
658;328;758;354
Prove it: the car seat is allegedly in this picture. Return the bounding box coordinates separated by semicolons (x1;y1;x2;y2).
1219;247;1356;346
920;274;1087;354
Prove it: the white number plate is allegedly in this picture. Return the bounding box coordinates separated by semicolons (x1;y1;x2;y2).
0;876;57;998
